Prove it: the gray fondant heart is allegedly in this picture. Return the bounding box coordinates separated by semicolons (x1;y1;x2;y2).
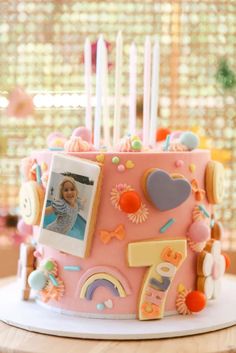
146;169;191;211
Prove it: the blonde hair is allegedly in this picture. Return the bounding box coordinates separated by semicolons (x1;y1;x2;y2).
58;176;79;199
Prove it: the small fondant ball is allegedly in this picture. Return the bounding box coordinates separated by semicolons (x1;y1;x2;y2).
131;139;142;151
96;303;105;311
180;131;199;150
119;191;142;213
185;291;206;312
72;126;92;143
112;156;120;164
188;220;210;242
17;219;32;236
43;260;54;272
156;128;171;142
28;270;47;291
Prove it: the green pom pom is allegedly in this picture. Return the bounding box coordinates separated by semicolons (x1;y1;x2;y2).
43;260;54;271
131;140;142;151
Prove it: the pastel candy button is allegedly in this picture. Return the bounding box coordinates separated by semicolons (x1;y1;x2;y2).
28;270;47;291
188;220;210;242
180;132;199;150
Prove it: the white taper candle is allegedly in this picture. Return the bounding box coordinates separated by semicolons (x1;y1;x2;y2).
149;37;160;146
113;31;123;147
84;37;92;131
94;35;104;149
102;40;110;147
129;42;137;135
143;36;151;146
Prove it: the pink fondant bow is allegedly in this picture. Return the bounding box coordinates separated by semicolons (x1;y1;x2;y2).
100;224;126;244
191;179;205;201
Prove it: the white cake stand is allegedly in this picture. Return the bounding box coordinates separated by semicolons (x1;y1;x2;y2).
0;276;235;340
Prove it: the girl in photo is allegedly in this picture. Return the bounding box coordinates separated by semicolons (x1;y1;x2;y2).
45;176;85;236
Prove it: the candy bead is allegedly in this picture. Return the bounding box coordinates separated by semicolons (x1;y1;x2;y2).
185;290;206;312
188;220;210;242
96;303;105;311
131;139;142;151
175;160;184;168
112;156;120;164
180;131;199;150
117;164;125;172
119;191;141;213
28;270;47;291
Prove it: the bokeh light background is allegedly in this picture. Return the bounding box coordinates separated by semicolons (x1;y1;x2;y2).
0;1;235;248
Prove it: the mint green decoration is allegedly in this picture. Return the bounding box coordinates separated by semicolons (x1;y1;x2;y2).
216;59;236;90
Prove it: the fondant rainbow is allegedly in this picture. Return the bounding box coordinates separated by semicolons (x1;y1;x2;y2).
80;273;126;299
77;266;131;300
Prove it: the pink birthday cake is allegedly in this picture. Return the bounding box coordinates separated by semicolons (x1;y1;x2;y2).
17;128;227;321
17;35;227;323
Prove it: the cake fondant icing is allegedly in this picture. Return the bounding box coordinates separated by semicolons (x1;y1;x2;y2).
18;141;226;320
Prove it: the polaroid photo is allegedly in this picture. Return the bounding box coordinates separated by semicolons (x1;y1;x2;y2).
38;154;103;258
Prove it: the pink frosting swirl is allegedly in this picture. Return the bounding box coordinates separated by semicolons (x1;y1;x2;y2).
64;136;94;152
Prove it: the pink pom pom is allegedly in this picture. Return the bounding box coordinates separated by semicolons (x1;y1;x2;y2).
188;220;210;243
47;132;65;145
72;127;92;143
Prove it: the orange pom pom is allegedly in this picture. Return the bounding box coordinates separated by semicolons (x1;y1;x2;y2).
222;253;231;270
156;128;171;142
185;290;206;313
119;191;142;213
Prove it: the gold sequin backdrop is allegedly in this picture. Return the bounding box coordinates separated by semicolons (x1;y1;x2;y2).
0;1;235;248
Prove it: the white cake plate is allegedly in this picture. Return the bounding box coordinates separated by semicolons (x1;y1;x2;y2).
0;276;235;340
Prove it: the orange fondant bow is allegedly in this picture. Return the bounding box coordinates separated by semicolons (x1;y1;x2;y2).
191;179;205;201
100;224;126;244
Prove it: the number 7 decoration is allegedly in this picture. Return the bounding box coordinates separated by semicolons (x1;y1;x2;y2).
128;239;187;320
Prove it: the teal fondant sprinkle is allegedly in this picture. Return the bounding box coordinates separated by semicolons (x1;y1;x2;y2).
48;147;64;151
163;134;171;151
210;219;215;228
198;205;210;218
35;165;42;184
96;303;105;311
64;266;81;271
160;218;175;233
48;273;59;287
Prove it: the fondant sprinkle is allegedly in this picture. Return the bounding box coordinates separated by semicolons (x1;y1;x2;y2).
198;205;210;218
35;165;42;184
210;219;215;228
189;163;196;173
48;273;59;287
64;266;81;271
163;134;171;151
159;218;175;233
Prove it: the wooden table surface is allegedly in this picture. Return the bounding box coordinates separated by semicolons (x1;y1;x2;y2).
0;277;236;353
